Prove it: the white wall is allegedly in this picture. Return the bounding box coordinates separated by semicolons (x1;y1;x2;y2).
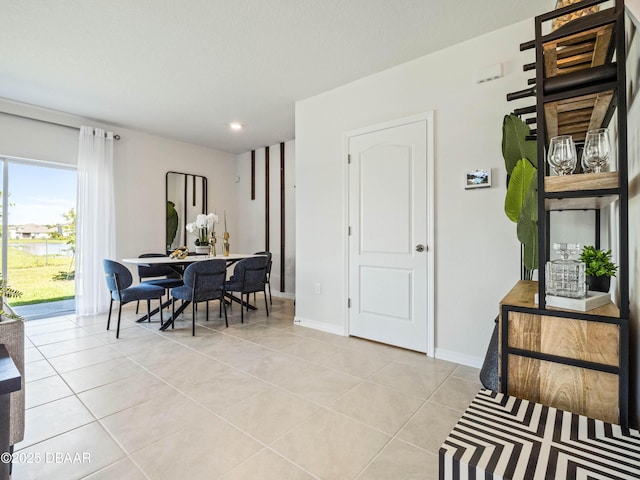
111;129;237;262
0;100;238;271
295;20;538;365
625;7;640;428
235;141;296;297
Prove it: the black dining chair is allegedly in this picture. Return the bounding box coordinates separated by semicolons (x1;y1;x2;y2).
170;259;227;336
253;251;273;304
135;253;184;313
103;259;165;339
225;256;269;323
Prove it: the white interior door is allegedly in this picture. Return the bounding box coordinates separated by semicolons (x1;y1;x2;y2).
348;117;431;353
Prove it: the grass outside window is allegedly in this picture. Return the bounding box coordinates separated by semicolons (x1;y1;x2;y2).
2;239;74;306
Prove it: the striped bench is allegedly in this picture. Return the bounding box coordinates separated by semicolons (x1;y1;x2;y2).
439;389;640;479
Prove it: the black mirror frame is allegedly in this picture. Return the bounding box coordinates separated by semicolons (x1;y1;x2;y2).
166;171;208;253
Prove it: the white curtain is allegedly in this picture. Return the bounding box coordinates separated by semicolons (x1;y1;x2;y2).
75;126;116;315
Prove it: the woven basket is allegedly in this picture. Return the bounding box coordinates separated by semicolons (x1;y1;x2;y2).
553;0;600;30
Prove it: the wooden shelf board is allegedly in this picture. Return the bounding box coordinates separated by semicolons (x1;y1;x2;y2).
501;280;620;318
545;194;618;210
544;89;615;141
545;171;619;192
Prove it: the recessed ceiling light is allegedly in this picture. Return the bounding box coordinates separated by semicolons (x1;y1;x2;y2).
229;122;243;131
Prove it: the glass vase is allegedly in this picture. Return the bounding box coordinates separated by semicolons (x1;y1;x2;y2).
545;243;586;298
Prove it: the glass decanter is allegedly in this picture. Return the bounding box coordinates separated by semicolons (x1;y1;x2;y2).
545;243;586;298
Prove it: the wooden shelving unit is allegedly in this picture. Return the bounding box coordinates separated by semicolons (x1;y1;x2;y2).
544;89;615;141
543;22;614;76
501;0;629;427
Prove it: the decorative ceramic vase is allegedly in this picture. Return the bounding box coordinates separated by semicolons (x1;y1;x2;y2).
195;245;210;255
223;232;230;256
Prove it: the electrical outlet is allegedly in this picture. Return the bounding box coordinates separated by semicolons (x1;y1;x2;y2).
315;283;322;294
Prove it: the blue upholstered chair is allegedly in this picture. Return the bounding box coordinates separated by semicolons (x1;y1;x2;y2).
103;259;165;338
225;256;269;323
135;253;184;313
253;251;273;304
170;259;227;336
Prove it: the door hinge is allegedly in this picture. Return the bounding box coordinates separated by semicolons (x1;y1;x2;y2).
348;298;351;308
347;154;351;164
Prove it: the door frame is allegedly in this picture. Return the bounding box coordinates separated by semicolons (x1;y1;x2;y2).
344;111;435;356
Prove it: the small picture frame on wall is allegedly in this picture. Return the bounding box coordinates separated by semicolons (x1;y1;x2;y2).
465;169;491;189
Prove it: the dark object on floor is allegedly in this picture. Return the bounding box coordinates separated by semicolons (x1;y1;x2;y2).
479;316;499;391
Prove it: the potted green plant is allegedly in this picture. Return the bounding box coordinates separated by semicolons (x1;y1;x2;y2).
579;245;618;292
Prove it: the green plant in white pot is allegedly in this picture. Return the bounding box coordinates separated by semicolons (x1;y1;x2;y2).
580;245;617;292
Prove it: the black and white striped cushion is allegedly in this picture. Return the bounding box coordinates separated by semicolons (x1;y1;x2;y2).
439;389;640;479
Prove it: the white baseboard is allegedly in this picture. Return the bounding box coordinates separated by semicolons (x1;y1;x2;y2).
436;348;484;369
293;316;347;336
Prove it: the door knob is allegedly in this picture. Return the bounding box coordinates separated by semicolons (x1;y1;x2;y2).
416;244;426;252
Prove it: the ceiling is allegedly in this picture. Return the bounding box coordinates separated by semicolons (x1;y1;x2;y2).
0;0;554;154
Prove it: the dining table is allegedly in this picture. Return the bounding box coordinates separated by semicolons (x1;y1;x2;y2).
122;253;264;330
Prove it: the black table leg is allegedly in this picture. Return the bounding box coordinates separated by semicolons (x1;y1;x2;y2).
159;300;191;331
135;297;173;323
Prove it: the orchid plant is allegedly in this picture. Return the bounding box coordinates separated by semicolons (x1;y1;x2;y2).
185;213;219;246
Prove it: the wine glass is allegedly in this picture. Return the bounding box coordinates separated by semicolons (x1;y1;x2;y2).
547;135;577;175
582;128;611;173
580;146;592;174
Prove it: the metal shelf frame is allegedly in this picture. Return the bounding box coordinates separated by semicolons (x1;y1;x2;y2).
501;0;631;428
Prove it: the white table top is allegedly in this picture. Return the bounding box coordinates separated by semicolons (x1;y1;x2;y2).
122;253;261;265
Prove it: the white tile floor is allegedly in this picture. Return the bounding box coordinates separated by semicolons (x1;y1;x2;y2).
13;297;481;479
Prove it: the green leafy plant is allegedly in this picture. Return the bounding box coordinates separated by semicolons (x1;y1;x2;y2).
0;277;23;321
166;201;179;248
580;246;618;277
502;114;538;278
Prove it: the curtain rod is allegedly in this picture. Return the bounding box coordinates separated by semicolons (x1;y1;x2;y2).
1;110;121;140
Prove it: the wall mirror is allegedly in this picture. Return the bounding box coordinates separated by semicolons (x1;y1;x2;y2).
166;171;208;252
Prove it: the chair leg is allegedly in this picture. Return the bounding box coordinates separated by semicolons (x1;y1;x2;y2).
268;282;272;305
116;303;123;339
135;300;140;314
146;301;153;328
264;288;269;317
222;296;228;327
107;299;114;331
159;298;164;324
192;301;196;336
206;301;209;322
171;298;175;329
241;294;245;323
